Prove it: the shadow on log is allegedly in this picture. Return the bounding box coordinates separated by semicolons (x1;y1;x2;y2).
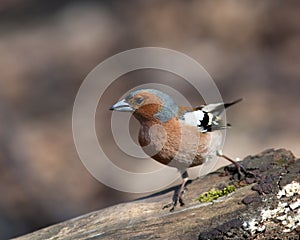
14;149;300;240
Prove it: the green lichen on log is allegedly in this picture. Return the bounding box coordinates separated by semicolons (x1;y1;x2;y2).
196;185;236;203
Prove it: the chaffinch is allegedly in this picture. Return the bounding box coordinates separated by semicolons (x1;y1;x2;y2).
110;89;243;211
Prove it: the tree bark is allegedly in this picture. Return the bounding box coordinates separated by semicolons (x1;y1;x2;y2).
14;149;300;240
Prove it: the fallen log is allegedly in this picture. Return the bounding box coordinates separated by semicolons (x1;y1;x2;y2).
14;149;300;240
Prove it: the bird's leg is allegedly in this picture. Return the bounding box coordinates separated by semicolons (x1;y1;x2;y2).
163;171;189;211
177;171;189;206
217;150;256;179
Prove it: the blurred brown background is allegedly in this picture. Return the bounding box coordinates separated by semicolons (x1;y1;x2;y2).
0;0;300;239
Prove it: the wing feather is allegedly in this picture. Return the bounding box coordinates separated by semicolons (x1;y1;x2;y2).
178;99;242;132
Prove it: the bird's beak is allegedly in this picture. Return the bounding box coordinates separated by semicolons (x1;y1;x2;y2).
109;99;134;112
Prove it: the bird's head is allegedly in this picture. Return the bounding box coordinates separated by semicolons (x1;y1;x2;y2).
110;89;179;123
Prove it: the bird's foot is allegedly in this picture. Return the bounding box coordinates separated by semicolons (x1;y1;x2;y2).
226;163;259;182
163;172;189;211
217;150;260;181
162;192;185;212
162;201;177;212
163;185;187;212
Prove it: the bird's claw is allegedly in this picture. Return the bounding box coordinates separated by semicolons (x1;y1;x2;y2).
162;201;176;212
238;166;257;179
218;151;259;181
225;162;260;183
162;192;185;212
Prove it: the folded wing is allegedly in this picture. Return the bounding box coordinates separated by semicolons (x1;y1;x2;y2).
179;99;242;132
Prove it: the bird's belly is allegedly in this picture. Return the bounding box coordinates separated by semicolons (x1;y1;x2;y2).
139;123;223;169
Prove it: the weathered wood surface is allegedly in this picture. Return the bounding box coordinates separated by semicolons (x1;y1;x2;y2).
14;149;300;240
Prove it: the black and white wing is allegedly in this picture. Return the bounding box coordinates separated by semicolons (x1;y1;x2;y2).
179;99;242;132
179;109;227;132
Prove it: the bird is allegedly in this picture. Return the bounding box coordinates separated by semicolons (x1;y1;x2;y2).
110;88;244;211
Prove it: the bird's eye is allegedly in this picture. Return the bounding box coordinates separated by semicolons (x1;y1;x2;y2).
135;97;144;104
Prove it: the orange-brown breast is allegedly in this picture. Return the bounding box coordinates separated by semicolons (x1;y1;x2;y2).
138;117;213;168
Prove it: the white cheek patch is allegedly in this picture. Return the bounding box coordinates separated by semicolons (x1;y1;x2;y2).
181;110;204;127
